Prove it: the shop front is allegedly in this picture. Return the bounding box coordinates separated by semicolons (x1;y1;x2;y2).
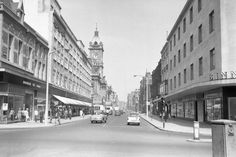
51;95;91;118
0;72;46;124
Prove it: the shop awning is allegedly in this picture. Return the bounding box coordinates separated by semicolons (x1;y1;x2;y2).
53;95;91;107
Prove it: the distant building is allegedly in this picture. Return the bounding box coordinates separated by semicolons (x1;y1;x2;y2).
127;89;139;112
0;0;48;123
163;0;236;122
138;72;152;113
151;60;162;115
89;27;107;105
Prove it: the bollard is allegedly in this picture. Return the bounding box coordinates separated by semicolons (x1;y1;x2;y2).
163;121;165;128
193;121;200;140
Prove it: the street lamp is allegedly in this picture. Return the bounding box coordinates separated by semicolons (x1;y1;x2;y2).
45;47;69;125
134;74;149;118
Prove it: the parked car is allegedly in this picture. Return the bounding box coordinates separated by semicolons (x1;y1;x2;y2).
90;111;107;123
127;112;140;125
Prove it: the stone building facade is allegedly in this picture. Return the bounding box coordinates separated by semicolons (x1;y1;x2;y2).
163;0;236;122
0;0;48;123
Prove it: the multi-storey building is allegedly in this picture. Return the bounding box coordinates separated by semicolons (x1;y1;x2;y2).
0;0;48;123
23;0;92;115
164;0;236;122
151;60;162;115
127;89;139;112
89;27;107;106
138;72;152;113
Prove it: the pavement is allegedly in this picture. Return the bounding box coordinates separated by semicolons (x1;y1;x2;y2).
140;113;212;142
0;115;90;129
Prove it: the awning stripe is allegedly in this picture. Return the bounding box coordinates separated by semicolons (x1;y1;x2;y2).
53;95;91;107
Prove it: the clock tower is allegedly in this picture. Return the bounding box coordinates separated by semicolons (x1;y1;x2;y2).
89;27;104;77
89;26;107;105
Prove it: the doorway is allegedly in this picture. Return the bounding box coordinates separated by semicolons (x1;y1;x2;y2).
228;97;236;120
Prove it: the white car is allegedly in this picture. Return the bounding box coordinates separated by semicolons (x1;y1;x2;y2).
90;111;107;123
127;112;140;125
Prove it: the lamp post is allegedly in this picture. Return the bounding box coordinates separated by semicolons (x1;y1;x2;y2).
134;74;149;118
45;47;69;125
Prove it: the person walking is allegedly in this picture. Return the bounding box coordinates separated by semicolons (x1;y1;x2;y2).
17;108;22;121
56;108;61;125
68;106;72;120
34;109;39;122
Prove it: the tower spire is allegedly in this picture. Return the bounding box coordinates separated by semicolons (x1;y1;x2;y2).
95;23;99;37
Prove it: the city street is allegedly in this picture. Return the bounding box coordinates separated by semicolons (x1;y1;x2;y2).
0;114;211;157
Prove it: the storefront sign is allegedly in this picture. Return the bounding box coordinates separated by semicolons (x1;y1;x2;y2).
23;80;41;88
2;103;8;111
210;71;236;81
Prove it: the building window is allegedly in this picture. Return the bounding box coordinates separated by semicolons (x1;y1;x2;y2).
183;43;186;58
199;57;203;76
8;33;14;61
184;68;187;83
190;63;194;80
178;72;181;86
13;38;19;64
174;76;176;89
210;48;216;70
198;24;202;44
190;35;194;52
170;60;172;70
170;79;173;90
209;10;215;33
174;55;176;67
190;6;193;24
174;34;176;46
183;18;186;33
178;50;181;63
198;0;202;12
170;40;172;51
178;27;180;40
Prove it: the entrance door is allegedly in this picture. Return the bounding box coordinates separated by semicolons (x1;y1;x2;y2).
228;97;236;120
25;94;33;120
197;100;204;122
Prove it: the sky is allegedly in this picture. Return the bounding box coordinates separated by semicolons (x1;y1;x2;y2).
58;0;187;101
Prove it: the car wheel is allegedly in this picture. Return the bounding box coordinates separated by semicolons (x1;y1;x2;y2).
127;123;129;125
91;121;93;123
137;123;140;126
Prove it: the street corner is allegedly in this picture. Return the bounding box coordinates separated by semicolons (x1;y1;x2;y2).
186;138;212;143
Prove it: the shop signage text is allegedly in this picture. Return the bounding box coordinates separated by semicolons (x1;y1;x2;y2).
23;81;41;88
210;71;236;81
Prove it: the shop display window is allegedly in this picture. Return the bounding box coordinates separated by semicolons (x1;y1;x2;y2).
206;98;222;121
184;101;195;119
171;103;177;117
177;103;184;117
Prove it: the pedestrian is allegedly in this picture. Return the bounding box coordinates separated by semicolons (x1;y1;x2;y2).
25;108;30;121
9;109;15;121
39;110;44;123
80;109;83;117
34;109;39;122
64;108;68;120
68;106;72;120
17;108;22;121
56;108;61;125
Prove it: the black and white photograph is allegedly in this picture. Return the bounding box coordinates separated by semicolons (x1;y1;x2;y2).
0;0;236;156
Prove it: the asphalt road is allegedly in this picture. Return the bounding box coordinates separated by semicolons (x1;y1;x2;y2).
0;114;212;157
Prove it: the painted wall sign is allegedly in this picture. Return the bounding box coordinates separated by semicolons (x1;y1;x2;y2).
209;71;236;81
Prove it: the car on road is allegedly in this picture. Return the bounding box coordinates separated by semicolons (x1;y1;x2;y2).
114;110;121;116
105;106;113;115
127;112;140;125
90;111;108;123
